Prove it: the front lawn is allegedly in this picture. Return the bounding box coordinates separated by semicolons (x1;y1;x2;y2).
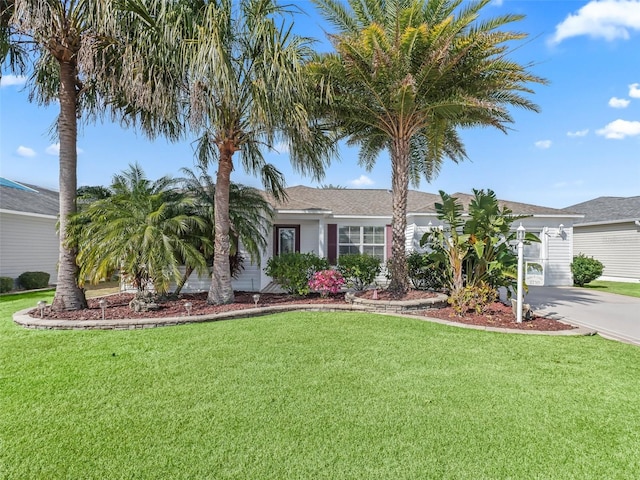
584;280;640;298
2;292;640;479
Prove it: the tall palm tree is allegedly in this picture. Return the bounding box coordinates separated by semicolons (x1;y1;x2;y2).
186;0;336;304
310;0;546;293
177;163;274;295
1;0;189;310
69;163;209;295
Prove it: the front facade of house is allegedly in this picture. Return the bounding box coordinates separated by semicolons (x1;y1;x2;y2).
0;178;60;286
179;186;583;293
566;196;640;282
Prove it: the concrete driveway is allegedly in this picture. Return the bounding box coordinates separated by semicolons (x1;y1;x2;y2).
525;286;640;346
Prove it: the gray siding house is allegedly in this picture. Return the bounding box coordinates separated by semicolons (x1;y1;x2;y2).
0;178;60;286
565;196;640;282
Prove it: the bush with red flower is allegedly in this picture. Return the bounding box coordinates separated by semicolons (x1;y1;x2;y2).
308;269;345;297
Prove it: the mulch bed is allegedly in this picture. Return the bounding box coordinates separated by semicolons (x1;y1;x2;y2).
30;289;574;331
31;291;343;321
421;301;575;331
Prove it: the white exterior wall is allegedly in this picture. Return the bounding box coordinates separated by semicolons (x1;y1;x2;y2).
574;222;640;281
0;211;59;285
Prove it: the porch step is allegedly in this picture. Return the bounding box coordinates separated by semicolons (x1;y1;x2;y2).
260;281;285;294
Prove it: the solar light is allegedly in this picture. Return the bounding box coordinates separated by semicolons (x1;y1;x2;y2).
37;300;47;318
253;294;260;307
98;299;107;320
184;302;192;316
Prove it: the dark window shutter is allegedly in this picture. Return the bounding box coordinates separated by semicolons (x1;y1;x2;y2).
328;224;337;265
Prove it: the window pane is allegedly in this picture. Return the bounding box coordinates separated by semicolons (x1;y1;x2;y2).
363;226;384;245
339;226;360;244
363;245;384;261
339;245;360;256
279;228;295;255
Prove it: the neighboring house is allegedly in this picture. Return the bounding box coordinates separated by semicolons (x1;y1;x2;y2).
565;196;640;282
0;178;59;286
182;186;583;292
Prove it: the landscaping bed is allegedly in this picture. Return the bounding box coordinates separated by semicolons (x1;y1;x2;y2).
28;289;574;331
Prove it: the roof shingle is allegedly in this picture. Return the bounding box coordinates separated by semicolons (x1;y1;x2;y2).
0;179;59;216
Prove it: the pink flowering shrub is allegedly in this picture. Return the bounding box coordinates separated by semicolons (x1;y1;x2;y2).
308;269;345;297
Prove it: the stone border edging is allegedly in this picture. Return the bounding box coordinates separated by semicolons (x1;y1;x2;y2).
12;303;596;338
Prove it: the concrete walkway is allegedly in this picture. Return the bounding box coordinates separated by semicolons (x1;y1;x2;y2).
525;286;640;346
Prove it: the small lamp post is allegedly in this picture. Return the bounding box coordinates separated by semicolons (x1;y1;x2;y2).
516;223;526;323
37;300;47;318
184;302;192;316
252;294;260;307
98;299;107;320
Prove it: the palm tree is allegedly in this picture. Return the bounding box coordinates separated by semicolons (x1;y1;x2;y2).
310;0;547;293
1;1;189;310
69;163;209;296
185;0;336;304
177;163;274;295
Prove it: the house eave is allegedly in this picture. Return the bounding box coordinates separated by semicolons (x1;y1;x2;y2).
575;218;640;227
0;208;57;219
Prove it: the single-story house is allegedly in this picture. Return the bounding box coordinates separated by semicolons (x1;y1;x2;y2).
183;186;584;292
0;178;60;286
564;196;640;282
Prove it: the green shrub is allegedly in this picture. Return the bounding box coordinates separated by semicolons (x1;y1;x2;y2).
336;254;381;291
17;271;50;290
265;253;329;296
406;252;447;291
0;276;14;293
571;254;604;287
448;283;497;316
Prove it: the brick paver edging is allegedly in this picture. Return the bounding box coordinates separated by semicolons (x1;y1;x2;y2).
13;302;596;337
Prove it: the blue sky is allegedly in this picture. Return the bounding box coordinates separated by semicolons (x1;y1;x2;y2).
1;0;639;209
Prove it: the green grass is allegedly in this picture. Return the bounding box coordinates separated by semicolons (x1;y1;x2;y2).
2;292;640;479
584;280;640;298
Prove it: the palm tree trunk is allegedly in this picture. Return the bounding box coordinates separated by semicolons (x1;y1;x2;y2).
387;136;410;294
208;142;235;305
174;266;194;296
52;61;87;311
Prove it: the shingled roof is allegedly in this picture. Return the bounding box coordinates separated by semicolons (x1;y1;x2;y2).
273;186;575;217
0;178;59;216
565;196;640;224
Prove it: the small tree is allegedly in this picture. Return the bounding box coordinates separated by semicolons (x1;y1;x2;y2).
68;164;209;298
571;254;604;287
421;190;540;315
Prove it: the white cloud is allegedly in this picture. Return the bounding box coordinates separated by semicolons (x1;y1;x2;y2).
596;119;640;139
629;82;640;98
549;0;640;45
535;140;552;149
609;97;630;108
0;74;27;87
16;146;36;157
45;143;83;155
350;175;374;187
45;143;60;155
567;129;589;137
